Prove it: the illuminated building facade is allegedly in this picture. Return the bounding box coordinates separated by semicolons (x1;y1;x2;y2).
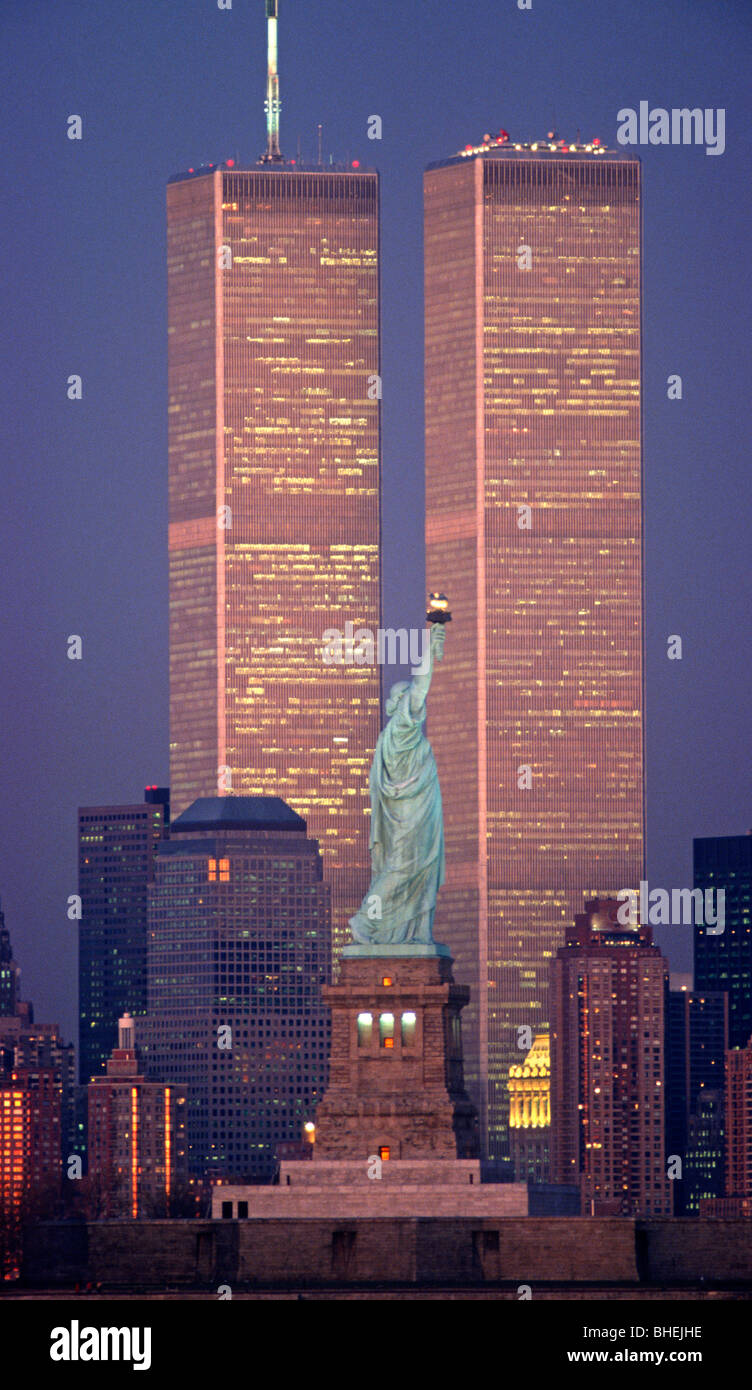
424;138;644;1154
508;1031;551;1182
694;833;752;1049
87;1014;186;1219
0;915;75;1236
78;788;170;1084
167;160;381;952
550;898;670;1215
1;1045;62;1277
0;1019;76;1170
141;797;331;1182
0;1064;26;1277
724;1035;752;1199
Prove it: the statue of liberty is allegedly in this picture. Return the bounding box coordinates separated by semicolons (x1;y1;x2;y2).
349;603;449;949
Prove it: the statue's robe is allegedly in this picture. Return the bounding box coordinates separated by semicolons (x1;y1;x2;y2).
349;682;444;944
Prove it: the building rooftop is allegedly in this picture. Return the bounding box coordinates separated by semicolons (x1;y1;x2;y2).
169;796;306;834
168;159;375;185
426;129;639;172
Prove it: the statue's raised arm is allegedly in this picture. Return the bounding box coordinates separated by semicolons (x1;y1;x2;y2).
408;621;445;718
347;604;449;951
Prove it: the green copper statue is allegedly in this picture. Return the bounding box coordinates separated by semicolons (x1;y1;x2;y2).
349;615;448;948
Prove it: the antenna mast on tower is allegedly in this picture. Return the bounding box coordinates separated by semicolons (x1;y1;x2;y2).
261;0;283;162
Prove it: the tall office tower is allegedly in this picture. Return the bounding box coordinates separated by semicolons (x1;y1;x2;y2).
0;1057;61;1200
87;1014;186;1219
167;10;381;953
694;833;752;1049
725;1037;752;1198
0;899;20;1016
78;787;170;1084
424;134;643;1154
550;898;670;1215
684;1090;724;1215
141;797;331;1182
665;979;728;1213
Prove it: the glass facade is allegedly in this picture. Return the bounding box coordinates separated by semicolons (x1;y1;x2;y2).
141;800;332;1182
424;149;644;1156
694;834;752;1050
167;166;381;953
666;987;729;1214
78;792;169;1085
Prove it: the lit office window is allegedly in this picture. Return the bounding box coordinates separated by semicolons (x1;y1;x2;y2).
401;1011;416;1047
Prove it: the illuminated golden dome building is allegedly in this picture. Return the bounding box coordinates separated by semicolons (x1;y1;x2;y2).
508;1032;551;1183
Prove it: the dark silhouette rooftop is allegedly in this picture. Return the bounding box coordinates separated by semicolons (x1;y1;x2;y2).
170;796;306;835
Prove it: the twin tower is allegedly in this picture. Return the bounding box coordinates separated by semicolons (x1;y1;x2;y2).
166;139;643;1156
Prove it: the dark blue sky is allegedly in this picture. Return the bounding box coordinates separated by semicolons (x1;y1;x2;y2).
1;0;750;1045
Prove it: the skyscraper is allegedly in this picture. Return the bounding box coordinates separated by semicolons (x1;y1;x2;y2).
700;1037;752;1217
424;134;644;1154
167;8;381;950
665;979;728;1213
684;1090;724;1215
0;899;20;1017
724;1036;752;1200
78;787;170;1084
694;833;752;1050
550;898;670;1216
141;797;331;1182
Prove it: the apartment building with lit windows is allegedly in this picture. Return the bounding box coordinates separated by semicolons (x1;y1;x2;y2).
87;1013;186;1218
550;897;670;1215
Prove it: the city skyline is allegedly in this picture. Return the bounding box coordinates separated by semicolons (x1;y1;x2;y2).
0;0;749;1055
2;0;752;1326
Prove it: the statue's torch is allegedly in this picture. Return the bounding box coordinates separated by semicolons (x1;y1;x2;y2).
426;592;451;661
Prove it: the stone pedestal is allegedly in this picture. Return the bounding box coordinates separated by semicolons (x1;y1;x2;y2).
208;949;535;1220
312;950;478;1161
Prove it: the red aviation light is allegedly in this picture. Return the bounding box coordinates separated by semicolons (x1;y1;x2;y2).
498;129;509;143
352;160;360;167
226;158;235;168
